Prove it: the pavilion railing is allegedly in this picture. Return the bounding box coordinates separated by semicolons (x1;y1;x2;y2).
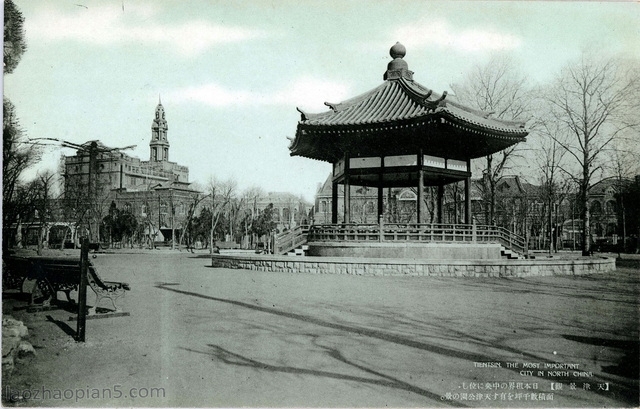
306;223;527;256
273;225;310;255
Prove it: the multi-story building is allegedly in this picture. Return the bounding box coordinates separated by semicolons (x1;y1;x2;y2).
313;173;423;225
254;192;313;231
61;100;200;245
588;178;622;238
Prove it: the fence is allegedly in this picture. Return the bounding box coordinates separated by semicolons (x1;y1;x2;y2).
303;222;527;255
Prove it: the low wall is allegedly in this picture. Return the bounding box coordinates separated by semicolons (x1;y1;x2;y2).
307;242;502;259
211;254;615;277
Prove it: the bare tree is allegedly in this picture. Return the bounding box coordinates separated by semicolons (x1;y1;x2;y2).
240;186;264;248
451;55;531;225
529;104;571;253
207;177;237;253
179;189;209;252
34;172;56;255
607;132;640;252
61;153;113;243
543;53;640;255
3;99;41;232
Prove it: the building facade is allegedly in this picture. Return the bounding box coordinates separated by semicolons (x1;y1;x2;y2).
315;172;636;251
62;100;199;245
313;173;427;225
254;192;313;231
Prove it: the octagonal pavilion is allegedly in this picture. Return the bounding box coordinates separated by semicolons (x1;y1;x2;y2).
289;42;528;224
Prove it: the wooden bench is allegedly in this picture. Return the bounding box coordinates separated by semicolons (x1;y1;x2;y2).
3;256;130;314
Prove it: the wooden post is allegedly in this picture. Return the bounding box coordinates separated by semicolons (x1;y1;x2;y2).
464;176;471;225
88;142;98;243
472;220;477;243
437;185;444;224
344;177;351;224
378;157;385;222
377;184;384;221
331;181;338;224
344;155;351;224
76;238;89;342
417;170;424;224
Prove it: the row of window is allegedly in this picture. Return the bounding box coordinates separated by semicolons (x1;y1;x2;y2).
140;203;186;217
151;147;169;161
590;200;617;214
318;201;377;214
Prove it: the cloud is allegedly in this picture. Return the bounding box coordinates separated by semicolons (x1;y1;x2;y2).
25;3;266;56
393;18;522;53
166;77;353;111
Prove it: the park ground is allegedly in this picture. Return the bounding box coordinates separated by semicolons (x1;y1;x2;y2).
2;250;639;408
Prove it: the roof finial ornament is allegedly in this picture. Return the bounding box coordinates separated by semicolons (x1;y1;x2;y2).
390;42;406;59
384;42;413;81
158;94;162;105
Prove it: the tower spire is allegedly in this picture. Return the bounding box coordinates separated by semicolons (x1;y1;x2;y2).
150;99;169;162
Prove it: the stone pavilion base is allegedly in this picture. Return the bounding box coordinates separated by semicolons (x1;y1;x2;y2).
211;253;615;278
306;242;504;259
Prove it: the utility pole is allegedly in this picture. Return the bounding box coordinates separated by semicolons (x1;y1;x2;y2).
76;237;89;342
87;141;97;243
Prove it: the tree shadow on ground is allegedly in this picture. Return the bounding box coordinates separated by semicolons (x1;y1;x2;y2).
562;334;640;381
156;283;503;363
181;343;464;407
158;283;638;407
451;276;639;306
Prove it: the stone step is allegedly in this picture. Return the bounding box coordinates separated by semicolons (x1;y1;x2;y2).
501;247;524;260
286;247;307;257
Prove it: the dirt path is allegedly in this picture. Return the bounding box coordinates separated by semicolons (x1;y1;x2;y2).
3;252;639;407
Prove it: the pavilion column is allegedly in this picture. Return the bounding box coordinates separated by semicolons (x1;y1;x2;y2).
378;157;384;221
437;185;444;223
377;186;384;221
344;176;351;224
331;181;338;224
417;170;425;224
464;177;471;224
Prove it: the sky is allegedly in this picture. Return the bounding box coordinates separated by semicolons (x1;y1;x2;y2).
4;0;640;202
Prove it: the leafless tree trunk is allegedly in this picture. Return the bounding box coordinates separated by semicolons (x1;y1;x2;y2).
607;135;640;253
35;172;56;255
451;55;531;226
179;191;208;252
528;110;570;253
543;53;639;256
208;177;237;253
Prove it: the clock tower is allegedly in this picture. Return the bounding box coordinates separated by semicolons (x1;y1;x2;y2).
150;97;169;162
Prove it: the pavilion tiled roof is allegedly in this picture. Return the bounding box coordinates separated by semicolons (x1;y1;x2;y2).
290;42;528;163
298;78;527;135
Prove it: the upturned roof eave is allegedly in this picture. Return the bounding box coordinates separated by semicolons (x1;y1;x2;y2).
296;76;527;133
296;109;529;137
